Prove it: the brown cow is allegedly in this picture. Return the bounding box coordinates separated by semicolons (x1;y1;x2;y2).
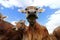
53;26;60;40
19;6;50;40
2;20;27;40
15;20;28;40
0;13;14;40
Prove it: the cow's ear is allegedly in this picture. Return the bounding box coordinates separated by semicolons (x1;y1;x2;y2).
18;9;26;13
3;16;8;18
3;16;8;19
38;8;45;13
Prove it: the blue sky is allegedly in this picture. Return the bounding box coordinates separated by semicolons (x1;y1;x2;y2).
0;0;60;33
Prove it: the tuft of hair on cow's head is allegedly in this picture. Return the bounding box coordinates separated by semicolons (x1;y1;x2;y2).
18;6;45;22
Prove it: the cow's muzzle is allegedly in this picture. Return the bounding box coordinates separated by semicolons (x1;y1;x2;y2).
27;11;38;19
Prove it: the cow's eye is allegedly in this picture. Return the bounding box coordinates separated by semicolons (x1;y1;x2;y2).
36;8;38;10
25;8;28;10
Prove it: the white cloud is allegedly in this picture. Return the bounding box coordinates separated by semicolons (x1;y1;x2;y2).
26;23;29;26
45;10;60;33
32;0;60;9
0;0;22;8
0;0;33;8
0;0;60;9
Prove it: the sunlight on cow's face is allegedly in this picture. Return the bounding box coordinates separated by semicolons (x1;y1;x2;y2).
25;6;38;20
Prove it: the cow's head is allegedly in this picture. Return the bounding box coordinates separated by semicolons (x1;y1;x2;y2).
18;6;44;22
15;20;26;30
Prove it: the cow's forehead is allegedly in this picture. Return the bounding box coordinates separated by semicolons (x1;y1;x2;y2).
26;6;36;9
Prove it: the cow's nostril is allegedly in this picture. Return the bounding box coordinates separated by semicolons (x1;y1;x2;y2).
34;11;36;13
28;11;30;14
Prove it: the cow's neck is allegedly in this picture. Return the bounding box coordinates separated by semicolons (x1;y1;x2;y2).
28;19;37;30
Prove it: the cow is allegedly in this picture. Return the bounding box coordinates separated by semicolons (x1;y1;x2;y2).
53;26;60;40
0;13;14;40
19;6;50;40
2;20;27;40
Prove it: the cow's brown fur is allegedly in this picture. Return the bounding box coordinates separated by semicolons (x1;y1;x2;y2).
0;19;14;32
15;20;27;31
0;13;13;33
0;13;14;40
2;28;24;40
53;26;60;40
0;20;14;40
24;20;50;40
49;34;57;40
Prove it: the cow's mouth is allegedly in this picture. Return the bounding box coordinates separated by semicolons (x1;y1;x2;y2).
27;14;38;20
